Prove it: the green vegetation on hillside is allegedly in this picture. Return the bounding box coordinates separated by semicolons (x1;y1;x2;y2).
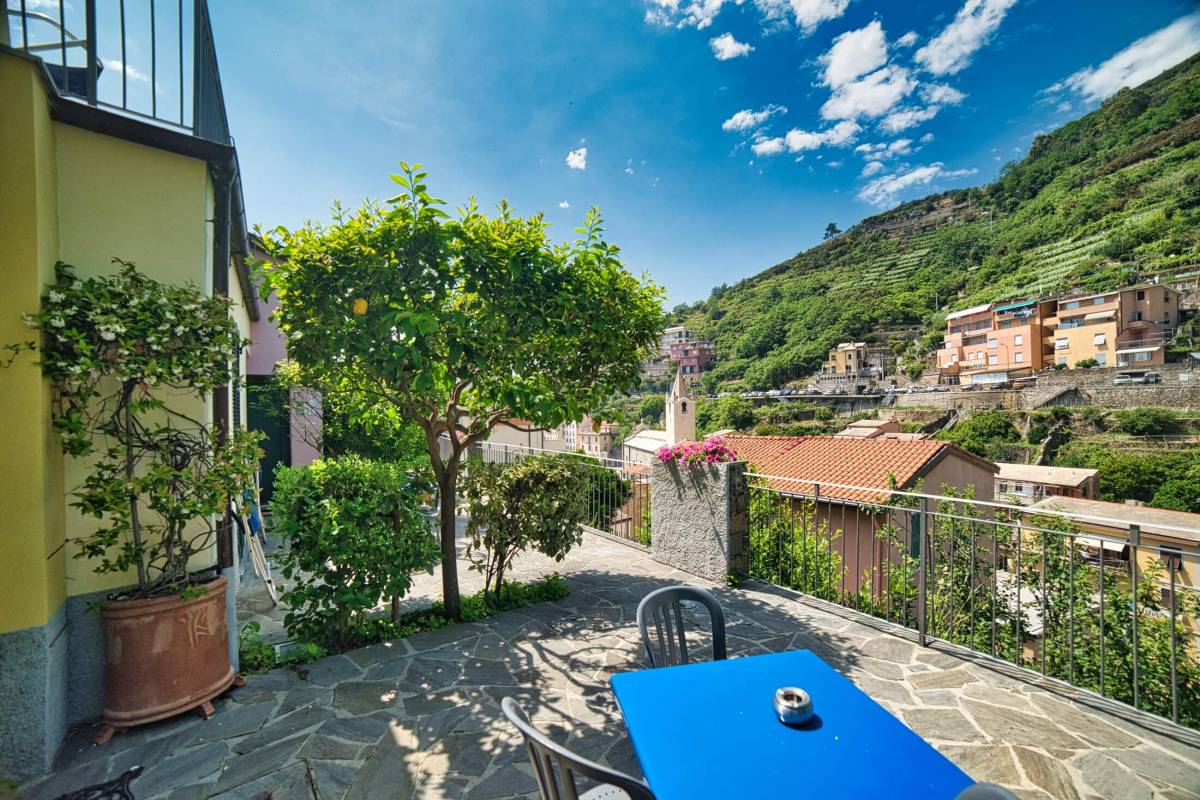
676;54;1200;391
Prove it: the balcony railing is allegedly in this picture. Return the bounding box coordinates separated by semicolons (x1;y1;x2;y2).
746;475;1200;728
471;441;651;546
5;0;230;144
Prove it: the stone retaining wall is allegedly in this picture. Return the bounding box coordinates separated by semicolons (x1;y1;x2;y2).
650;460;748;582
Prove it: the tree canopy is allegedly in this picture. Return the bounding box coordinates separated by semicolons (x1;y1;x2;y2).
259;164;664;615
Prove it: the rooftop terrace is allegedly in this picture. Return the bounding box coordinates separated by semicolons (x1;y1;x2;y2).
22;533;1200;800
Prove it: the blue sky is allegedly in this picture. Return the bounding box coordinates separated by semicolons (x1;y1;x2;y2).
205;0;1200;306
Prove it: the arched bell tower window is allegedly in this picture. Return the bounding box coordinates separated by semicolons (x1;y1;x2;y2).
681;401;688;413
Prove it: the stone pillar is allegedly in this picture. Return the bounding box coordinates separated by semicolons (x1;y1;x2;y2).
650;460;748;583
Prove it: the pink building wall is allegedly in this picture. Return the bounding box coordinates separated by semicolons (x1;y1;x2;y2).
248;290;320;466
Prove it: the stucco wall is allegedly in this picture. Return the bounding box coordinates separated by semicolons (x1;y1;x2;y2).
651;460;748;582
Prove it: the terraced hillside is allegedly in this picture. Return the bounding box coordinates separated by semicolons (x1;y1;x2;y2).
679;54;1200;392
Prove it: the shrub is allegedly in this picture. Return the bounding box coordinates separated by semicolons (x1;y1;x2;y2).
273;456;440;649
1110;407;1180;436
1151;477;1200;513
940;410;1020;457
1052;362;1069;370
813;406;835;422
657;435;739;465
462;455;590;601
579;460;632;529
1074;358;1099;369
1026;422;1050;444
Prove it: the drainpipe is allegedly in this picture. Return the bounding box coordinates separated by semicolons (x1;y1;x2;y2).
211;165;239;672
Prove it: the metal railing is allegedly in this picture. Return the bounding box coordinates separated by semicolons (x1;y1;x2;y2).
746;474;1200;728
471;441;651;546
5;0;230;144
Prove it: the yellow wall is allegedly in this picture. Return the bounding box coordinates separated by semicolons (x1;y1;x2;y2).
2;53;249;613
0;57;66;633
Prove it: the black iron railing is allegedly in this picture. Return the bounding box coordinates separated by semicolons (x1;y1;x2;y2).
5;0;230;144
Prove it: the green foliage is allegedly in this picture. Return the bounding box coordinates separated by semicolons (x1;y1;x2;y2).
261;163;665;617
237;621;327;675
637;395;665;425
5;260;261;596
747;491;844;602
273;456;441;649
697;396;756;435
675;55;1200;390
1074;358;1099;369
461;455;590;600
1109;407;1180;436
1151;476;1200;513
1026;421;1050;444
939;410;1020;457
1055;443;1200;508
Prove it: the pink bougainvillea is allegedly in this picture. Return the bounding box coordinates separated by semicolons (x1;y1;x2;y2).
656;435;739;465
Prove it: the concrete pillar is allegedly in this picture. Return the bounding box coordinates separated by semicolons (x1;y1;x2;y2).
650;460;748;583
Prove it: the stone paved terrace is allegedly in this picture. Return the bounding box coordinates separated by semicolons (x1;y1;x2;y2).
22;533;1200;800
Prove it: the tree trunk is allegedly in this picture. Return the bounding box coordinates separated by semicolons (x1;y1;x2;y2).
438;468;462;619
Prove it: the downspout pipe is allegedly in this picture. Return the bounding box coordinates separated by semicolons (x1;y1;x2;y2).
211;164;239;671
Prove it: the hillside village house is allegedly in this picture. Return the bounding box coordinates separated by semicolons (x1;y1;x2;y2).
935;285;1181;384
1026;496;1199;631
994;463;1099;505
0;4;256;774
724;434;998;597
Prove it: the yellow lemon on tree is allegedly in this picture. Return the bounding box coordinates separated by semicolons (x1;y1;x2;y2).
352;297;368;316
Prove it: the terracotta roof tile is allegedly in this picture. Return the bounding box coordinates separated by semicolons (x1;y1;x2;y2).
723;434;970;502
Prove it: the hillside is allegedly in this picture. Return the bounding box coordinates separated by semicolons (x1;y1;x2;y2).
679;54;1200;392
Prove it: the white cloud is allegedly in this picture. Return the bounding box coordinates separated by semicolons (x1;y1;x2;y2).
754;0;850;34
920;83;966;105
880;105;941;132
914;0;1017;76
565;147;588;171
558;201;570;209
820;20;888;88
858;162;978;206
625;159;636;175
1056;101;1073;113
1049;14;1200;103
861;160;885;177
710;32;755;60
645;0;733;29
751;136;787;156
104;59;150;84
721;104;787;132
919;132;935;143
855;138;916;158
827;160;843;168
896;31;919;48
755;120;861;156
820;66;916;121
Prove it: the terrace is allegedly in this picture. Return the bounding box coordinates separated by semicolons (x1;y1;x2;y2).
22;522;1200;800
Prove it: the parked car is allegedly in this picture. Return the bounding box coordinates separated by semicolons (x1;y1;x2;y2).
1113;371;1162;385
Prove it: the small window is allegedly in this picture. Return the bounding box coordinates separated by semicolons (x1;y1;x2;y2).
1057;355;1068;365
1160;546;1183;571
1164;291;1170;303
1056;338;1069;349
1014;352;1024;363
1063;301;1079;310
1136;290;1145;301
1014;334;1023;345
1095;353;1107;366
1093;333;1106;345
1133;311;1143;321
1162;313;1170;324
1135;352;1151;362
681;401;688;413
988;355;999;366
988;339;998;349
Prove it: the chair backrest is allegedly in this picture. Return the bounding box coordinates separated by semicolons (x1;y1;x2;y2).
501;697;655;800
955;783;1019;800
636;585;726;668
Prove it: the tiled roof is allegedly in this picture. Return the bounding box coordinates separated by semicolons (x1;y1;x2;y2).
1027;496;1200;544
723;434;989;502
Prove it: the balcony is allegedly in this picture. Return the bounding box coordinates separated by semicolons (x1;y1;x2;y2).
5;0;230;144
20;529;1200;800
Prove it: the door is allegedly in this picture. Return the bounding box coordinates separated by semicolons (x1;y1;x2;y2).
247;375;291;504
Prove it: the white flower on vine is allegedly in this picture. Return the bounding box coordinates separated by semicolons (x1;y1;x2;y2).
49;317;65;328
174;325;185;335
100;330;116;341
47;290;65;303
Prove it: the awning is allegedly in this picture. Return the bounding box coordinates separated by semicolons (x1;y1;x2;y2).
1084;309;1116;321
1115;345;1161;354
1077;536;1126;553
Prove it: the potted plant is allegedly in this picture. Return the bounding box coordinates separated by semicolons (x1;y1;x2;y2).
12;260;260;741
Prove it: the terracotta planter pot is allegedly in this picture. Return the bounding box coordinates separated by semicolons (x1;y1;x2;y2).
101;575;235;729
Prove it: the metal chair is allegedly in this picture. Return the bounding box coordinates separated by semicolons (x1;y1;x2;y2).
501;697;655;800
636;585;726;668
956;784;1019;799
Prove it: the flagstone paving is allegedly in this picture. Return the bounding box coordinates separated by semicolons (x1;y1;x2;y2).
23;533;1200;800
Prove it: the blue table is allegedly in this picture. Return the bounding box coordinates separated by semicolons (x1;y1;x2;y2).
610;650;974;799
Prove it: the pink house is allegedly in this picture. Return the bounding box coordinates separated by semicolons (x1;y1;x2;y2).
246;239;321;499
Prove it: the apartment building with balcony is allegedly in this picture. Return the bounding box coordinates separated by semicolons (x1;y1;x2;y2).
936;285;1182;383
668;336;715;386
1049;285;1180;369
